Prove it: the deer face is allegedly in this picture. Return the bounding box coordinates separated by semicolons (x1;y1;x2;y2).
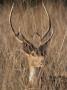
26;51;44;67
9;1;53;85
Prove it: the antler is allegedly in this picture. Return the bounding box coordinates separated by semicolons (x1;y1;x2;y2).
41;2;53;43
9;2;27;44
9;2;36;50
9;2;53;51
41;2;53;45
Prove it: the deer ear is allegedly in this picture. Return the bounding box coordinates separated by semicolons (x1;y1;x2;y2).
39;28;53;56
38;42;47;56
22;41;35;54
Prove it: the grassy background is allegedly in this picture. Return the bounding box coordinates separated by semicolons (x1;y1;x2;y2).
0;0;67;90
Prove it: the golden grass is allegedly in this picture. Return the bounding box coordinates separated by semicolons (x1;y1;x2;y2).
0;1;67;90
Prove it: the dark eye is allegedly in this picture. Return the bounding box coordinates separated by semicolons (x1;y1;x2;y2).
23;42;34;54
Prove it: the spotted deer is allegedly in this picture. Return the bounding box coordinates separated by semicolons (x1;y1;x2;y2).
9;2;53;86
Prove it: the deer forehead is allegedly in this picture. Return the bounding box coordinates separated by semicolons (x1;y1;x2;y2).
27;54;44;60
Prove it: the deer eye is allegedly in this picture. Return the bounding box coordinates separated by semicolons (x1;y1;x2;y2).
22;42;34;54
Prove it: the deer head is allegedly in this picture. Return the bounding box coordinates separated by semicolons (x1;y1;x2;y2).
9;2;53;85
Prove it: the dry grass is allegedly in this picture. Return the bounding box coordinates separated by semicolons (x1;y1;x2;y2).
0;0;67;90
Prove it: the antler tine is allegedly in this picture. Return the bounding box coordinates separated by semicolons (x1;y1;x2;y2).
9;2;23;43
41;2;53;43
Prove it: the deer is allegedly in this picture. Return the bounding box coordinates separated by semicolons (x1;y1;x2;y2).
9;1;53;86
